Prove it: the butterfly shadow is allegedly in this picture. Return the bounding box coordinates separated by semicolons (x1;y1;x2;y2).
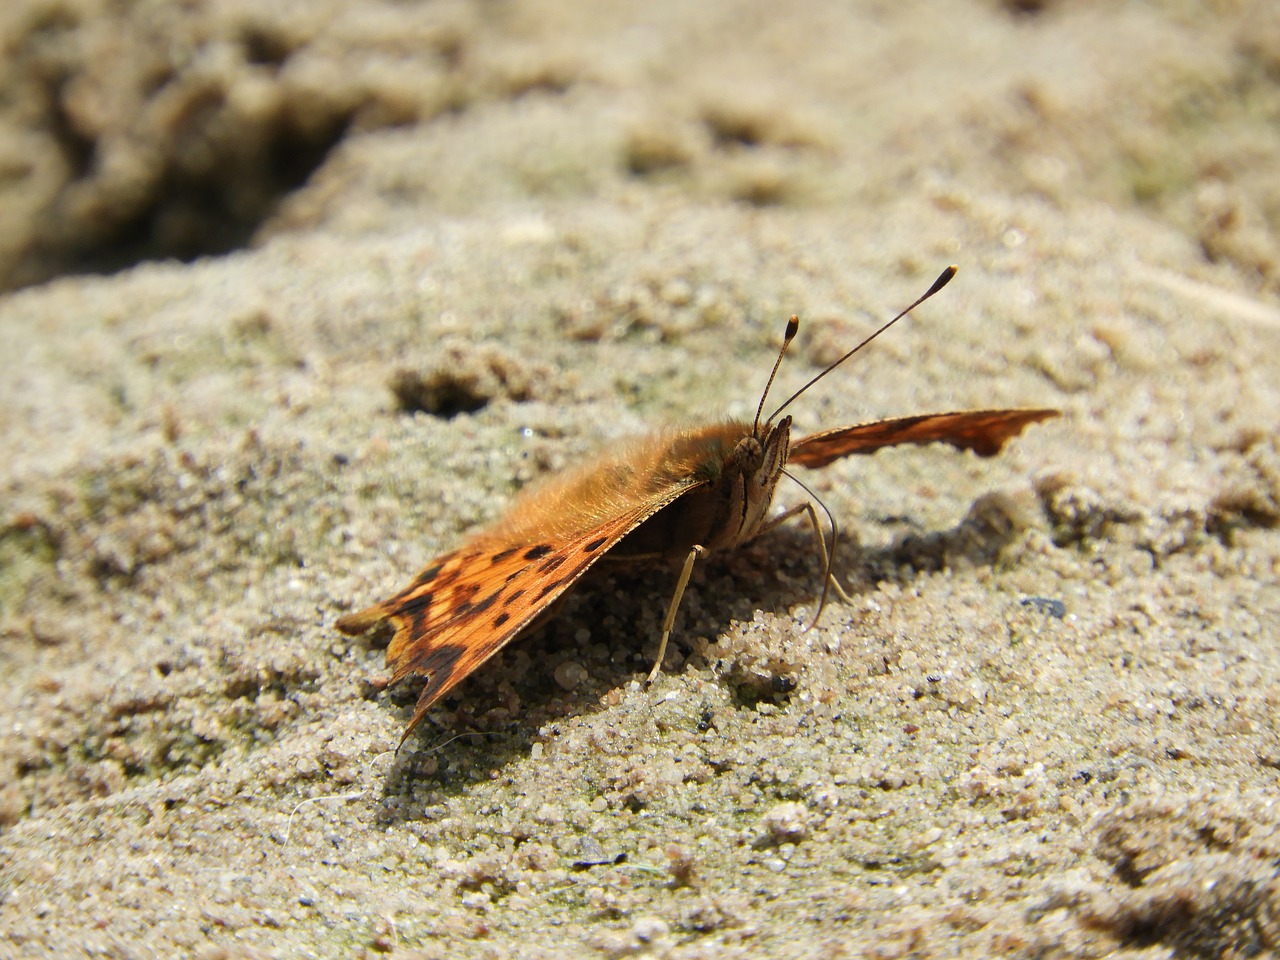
847;489;1035;585
367;542;823;810
369;489;1030;808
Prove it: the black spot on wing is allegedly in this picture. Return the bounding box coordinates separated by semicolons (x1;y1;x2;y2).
434;563;464;586
493;612;511;628
412;563;443;585
535;577;569;601
490;547;519;563
470;591;500;615
391;573;442;605
404;607;431;650
401;640;465;686
503;589;525;606
539;555;566;574
524;544;553;560
583;536;608;553
448;581;484;615
395;590;434;618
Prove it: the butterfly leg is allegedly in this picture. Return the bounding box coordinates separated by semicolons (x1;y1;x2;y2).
750;502;808;538
795;500;855;607
646;543;708;685
754;502;854;607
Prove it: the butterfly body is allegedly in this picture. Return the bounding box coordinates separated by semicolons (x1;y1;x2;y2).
601;417;793;559
337;267;1059;741
471;418;789;559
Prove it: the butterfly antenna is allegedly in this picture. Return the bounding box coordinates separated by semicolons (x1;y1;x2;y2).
781;469;843;632
753;315;801;437
767;265;958;425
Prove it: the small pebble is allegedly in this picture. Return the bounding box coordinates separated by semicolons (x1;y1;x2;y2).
632;916;669;943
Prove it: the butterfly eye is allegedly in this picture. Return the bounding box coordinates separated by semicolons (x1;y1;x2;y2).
734;435;765;473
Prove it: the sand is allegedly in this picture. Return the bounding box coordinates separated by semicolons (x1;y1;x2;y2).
2;1;1279;957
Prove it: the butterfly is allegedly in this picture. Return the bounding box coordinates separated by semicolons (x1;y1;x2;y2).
338;266;1059;742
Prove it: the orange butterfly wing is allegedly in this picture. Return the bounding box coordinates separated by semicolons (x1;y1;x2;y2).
336;481;701;741
787;409;1059;468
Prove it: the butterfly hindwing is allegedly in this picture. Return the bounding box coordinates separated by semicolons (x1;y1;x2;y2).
337;480;701;740
787;409;1059;468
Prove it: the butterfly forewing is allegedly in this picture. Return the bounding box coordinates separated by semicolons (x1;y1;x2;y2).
788;409;1059;468
337;480;703;739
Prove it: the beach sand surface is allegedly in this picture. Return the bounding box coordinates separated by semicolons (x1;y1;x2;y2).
2;1;1279;957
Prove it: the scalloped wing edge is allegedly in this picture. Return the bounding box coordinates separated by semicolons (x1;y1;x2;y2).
787;409;1059;468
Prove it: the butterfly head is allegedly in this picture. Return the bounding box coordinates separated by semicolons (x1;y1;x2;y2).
756;412;792;494
720;413;792;547
734;415;792;481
